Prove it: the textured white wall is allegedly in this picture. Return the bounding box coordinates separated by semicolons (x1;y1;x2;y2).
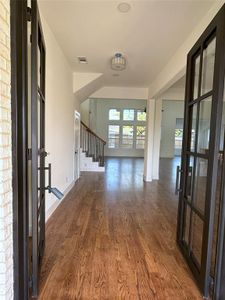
0;0;13;298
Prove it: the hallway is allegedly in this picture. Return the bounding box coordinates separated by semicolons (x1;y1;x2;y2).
38;158;201;300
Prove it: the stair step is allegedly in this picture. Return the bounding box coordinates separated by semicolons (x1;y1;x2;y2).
80;148;105;172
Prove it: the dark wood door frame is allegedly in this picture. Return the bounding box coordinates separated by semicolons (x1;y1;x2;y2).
11;0;29;299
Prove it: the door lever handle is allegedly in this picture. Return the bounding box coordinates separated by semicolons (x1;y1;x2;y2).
44;163;64;200
44;163;52;192
175;166;183;195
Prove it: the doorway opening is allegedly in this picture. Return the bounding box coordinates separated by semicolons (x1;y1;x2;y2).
80;98;147;176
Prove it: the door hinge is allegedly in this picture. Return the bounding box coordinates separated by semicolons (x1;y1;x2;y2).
27;148;32;160
27;7;32;22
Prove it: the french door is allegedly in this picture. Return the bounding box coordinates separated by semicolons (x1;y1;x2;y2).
30;0;46;297
177;5;225;299
11;0;46;298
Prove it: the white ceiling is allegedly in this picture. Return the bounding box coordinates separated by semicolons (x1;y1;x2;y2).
39;0;215;88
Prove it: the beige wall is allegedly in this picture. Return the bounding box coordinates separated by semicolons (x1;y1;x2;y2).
80;99;90;127
160;100;184;158
0;0;14;299
39;12;80;220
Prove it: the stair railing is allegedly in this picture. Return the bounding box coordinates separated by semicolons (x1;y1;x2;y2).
80;121;106;167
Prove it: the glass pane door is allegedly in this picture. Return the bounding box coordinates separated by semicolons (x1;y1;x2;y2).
31;1;46;297
177;6;225;299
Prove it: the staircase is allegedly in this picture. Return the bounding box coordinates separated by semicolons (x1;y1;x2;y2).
80;121;106;172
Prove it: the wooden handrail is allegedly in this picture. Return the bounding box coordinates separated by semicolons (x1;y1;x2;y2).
81;121;106;145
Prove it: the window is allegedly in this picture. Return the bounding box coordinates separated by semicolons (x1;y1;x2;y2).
123;109;134;121
136;126;146;149
108;125;120;148
175;118;184;156
107;108;146;150
109;108;120;120
174;118;195;156
175;129;183;153
137;110;146;121
122;126;134;148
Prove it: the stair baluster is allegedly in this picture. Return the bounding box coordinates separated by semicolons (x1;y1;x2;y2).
80;121;106;167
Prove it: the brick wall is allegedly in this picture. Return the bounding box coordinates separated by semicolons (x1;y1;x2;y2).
0;0;13;299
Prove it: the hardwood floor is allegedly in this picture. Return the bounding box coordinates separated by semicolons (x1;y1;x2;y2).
38;157;202;300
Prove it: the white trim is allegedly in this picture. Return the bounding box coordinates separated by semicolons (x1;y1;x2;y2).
152;99;162;180
144;99;155;182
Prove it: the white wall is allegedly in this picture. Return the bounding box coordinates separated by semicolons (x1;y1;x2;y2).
40;13;80;220
91;86;148;100
90;98;147;157
73;72;103;93
80;99;90;126
160;100;184;158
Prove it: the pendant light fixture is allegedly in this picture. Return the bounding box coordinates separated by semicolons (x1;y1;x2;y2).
111;53;126;71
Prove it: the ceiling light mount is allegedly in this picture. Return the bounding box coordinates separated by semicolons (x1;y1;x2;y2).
118;2;131;13
77;56;88;64
111;53;126;71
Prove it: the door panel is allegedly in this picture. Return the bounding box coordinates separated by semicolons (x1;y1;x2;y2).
201;37;216;96
184;203;191;245
189;104;198;152
197;97;212;154
193;157;208;214
193;54;201;100
31;0;46;296
177;5;225;299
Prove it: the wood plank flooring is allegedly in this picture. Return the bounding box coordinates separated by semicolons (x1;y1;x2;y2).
38;158;202;300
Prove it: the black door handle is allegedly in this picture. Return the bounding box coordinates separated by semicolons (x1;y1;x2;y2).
175;166;182;195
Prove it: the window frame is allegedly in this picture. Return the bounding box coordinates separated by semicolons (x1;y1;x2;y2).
107;108;146;150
